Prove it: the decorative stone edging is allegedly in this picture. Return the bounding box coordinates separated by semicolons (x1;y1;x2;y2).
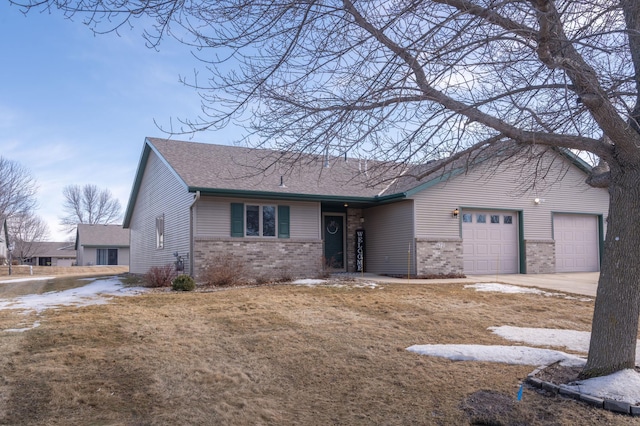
526;367;640;416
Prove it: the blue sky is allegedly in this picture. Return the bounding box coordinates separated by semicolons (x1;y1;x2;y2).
0;2;240;241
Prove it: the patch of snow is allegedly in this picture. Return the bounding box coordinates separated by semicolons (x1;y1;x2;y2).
5;321;41;332
465;283;550;294
489;326;640;365
564;369;640;405
353;282;379;289
489;326;591;353
292;279;327;286
0;276;55;284
291;279;380;289
0;277;146;313
406;344;586;367
465;283;592;301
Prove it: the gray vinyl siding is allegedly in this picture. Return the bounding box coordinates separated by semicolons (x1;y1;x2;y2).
195;197;321;240
411;154;609;240
76;246;85;267
363;200;415;275
77;247;130;266
128;150;193;274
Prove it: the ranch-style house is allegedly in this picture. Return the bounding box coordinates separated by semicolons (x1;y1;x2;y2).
123;137;609;279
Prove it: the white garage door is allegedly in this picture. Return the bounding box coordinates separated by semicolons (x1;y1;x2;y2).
462;210;519;275
554;214;599;272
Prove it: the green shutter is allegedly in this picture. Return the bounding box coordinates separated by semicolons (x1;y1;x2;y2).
230;203;244;237
278;205;290;238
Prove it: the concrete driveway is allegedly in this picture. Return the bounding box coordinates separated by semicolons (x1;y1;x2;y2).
354;272;600;297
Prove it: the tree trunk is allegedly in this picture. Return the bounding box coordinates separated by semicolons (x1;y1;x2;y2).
581;163;640;378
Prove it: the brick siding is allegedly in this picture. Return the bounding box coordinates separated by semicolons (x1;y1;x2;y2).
415;238;464;275
525;239;556;274
194;237;322;280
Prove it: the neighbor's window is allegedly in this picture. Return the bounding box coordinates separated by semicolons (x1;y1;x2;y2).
156;214;165;249
97;248;118;265
246;205;276;237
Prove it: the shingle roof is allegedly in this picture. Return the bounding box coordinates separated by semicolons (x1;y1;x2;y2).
147;137;395;198
76;224;130;248
29;242;77;258
124;138;594;228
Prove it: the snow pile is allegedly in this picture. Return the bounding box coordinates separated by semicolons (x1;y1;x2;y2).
564;369;640;405
489;326;591;353
409;324;640;405
406;344;586;367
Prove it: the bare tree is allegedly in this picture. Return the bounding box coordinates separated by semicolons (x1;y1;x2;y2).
12;0;640;378
0;156;38;219
7;212;50;264
60;184;123;233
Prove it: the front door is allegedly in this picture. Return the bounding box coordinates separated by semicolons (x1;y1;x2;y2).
323;214;345;270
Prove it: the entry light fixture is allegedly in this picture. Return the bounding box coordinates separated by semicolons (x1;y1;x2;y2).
452;208;459;218
534;198;541;205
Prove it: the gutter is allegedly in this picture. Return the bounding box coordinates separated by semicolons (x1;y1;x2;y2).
189;191;201;276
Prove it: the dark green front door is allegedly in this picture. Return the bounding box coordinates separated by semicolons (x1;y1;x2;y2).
323;215;344;269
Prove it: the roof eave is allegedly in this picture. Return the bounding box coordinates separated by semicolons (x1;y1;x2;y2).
554;147;593;174
123;138;189;228
189;186;408;205
80;244;130;248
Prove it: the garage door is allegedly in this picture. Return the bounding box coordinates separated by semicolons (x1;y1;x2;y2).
462;210;519;274
554;214;599;272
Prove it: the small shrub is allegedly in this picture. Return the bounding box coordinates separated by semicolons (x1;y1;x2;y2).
143;264;177;288
199;254;246;287
172;274;195;291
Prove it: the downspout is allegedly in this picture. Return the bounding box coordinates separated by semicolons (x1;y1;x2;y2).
189;191;201;277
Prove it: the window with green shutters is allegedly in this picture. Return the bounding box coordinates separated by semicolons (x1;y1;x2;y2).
230;203;244;237
278;205;290;238
230;203;290;238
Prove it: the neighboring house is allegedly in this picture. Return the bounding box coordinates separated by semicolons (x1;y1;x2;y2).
22;242;77;267
75;224;130;266
123;137;609;278
0;217;8;264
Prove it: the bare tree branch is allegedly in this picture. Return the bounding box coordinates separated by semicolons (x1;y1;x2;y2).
60;184;123;233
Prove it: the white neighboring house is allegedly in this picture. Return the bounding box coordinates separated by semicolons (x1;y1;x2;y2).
75;224;130;266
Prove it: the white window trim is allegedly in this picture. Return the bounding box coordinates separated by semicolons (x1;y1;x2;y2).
245;204;277;238
156;214;165;249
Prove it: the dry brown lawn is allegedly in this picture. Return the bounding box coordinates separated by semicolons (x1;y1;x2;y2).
0;279;636;425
